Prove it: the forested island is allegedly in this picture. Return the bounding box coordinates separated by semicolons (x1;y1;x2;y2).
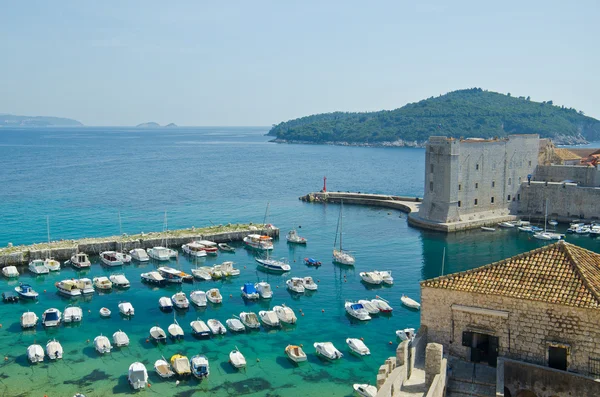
268;88;600;147
0;114;83;127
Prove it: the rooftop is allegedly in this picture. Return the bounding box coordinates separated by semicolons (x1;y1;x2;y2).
421;241;600;309
553;148;581;161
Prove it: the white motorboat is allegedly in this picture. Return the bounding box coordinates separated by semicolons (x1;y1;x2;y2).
27;344;45;364
371;297;393;313
93;276;112;290
109;274;130;288
255;282;273;299
226;318;245;332
158;266;184;284
534;231;565;241
76;278;94;294
129;248;150;262
147;246;177;261
113;330;130;347
154;358;175;378
360;271;383;285
229;348;246;369
118;301;135;316
216;261;240;277
15;283;38;300
548;219;559;226
314;342;343;360
116;251;132;263
100;251;123;267
45;258;61;271
21;311;38;329
285;345;307;363
168;320;185;339
207;288;222;304
358;299;380;315
286;229;307;244
46;339;63;360
28;259;49;275
333;200;355;265
259;310;280;327
42;308;62;327
396;328;416;341
190;290;207;307
190;354;209;379
159;296;174;312
239;312;260;329
207;319;227;335
241;283;260;299
353;384;377;397
128;362;148;390
141;271;166;286
197;240;218;255
273;305;297;324
218;242;235;252
345;301;371;321
94;334;112;354
481;226;496;232
376;270;394;285
190;319;211;337
498;221;516;228
182;241;207;257
256;257;291;272
171;292;190;309
401;295;421;310
99;307;111;317
150;326;167;342
346;338;371;355
69;253;91;269
286;277;305;294
303;276;318;291
191;267;212;281
171;354;191;377
2;266;19;278
63;305;83;323
55;280;82;297
243;234;274;251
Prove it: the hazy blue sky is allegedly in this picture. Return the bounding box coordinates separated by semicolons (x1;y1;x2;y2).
0;1;597;126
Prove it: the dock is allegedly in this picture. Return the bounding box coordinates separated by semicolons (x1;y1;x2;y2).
0;223;279;267
299;192;421;214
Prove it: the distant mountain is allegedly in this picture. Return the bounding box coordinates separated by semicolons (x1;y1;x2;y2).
165;123;178;127
136;122;161;128
268;88;600;147
0;114;83;127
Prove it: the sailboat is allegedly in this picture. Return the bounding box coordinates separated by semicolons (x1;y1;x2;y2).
147;211;178;260
44;216;61;271
533;198;565;241
116;212;131;263
333;201;355;265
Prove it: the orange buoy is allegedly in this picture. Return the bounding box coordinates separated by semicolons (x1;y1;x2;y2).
244;266;246;269
0;324;2;328
4;356;7;361
389;341;393;345
86;339;90;343
148;383;151;388
43;290;46;293
360;337;364;341
146;339;149;343
229;294;232;298
321;309;325;313
300;344;303;347
299;309;302;312
301;313;304;316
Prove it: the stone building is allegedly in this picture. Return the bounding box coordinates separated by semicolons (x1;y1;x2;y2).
420;241;600;396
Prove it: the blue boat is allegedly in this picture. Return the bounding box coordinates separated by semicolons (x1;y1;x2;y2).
304;257;321;267
241;283;259;300
15;284;39;300
190;355;209;380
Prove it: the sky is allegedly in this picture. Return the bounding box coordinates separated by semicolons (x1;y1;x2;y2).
0;1;598;126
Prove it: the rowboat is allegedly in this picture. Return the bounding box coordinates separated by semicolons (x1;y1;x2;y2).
400;294;421;310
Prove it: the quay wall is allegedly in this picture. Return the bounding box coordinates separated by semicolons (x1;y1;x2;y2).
299;192;420;214
534;165;600;187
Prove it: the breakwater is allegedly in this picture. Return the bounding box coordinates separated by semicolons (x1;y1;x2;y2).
0;223;279;266
299;192;421;213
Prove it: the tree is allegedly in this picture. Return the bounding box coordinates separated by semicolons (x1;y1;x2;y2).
526;96;531;101
507;93;511;97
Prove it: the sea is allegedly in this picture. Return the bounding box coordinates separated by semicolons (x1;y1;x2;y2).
0;127;598;397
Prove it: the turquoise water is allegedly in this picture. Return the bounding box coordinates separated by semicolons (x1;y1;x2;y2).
0;127;599;397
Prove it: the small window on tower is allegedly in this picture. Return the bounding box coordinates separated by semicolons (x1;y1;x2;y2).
458;201;461;207
458;184;462;191
508;178;512;185
507;195;511;201
491;197;495;204
430;164;434;173
430;182;433;192
475;183;479;189
476;164;479;170
474;199;478;206
492;181;495;188
529;161;532;166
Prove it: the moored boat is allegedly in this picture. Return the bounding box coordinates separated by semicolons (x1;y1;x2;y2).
226;318;245;332
333;201;355;266
371;297;393;313
93;276;113;290
346;338;370;355
218;242;236;252
158;266;184;284
190;319;211;337
197;240;218;255
69;253;91;269
376;270;394;285
216;261;240;277
168;320;185;339
207;319;227;335
190;355;209;379
256;257;291;272
191;267;212;281
128;362;148;390
42;308;62;327
255;281;273;299
171;292;190;309
182;241;207;257
286;229;307;244
75;278;94;294
303;276;318;291
229;348;246;369
141;271;166;286
56;280;82;297
94;334;112;354
46;339;63;360
353;383;377;397
304;257;321;267
150;326;167;342
314;342;343;360
259;310;280;327
63;305;83;323
99;307;111;317
241;282;259;299
21;311;38;329
2;266;19;278
273;305;297;324
396;328;416;341
360;271;383;285
239;312;260;329
286;277;305;294
285;344;307;363
171;354;191;377
345;301;371;321
480;226;496;232
498;221;516;228
45;258;61;271
15;283;39;300
129;248;150;262
534;231;565;240
190;290;207;307
159;296;173;312
207;288;222;304
100;251;123;267
243;234;274;251
118;301;134;316
109;274;130;288
27;344;45;364
28;259;49;275
401;294;421;310
154;358;175;378
147;246;177;261
113;330;130;347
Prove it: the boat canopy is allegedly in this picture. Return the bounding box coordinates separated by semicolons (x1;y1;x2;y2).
242;283;257;294
351;304;364;311
44;311;59;321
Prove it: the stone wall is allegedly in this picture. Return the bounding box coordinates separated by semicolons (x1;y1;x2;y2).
421;286;600;375
534;165;600;187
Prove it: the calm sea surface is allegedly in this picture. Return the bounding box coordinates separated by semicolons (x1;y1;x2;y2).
0;127;598;397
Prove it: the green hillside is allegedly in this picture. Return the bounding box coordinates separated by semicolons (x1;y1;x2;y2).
0;114;83;127
268;88;600;146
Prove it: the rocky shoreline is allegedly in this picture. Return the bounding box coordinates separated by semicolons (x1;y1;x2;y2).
269;138;426;148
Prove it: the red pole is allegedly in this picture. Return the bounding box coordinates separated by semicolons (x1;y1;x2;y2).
323;176;327;192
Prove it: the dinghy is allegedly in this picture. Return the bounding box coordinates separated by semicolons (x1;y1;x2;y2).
190;355;209;379
207;319;227;335
207;288;222;304
154;358;175;378
150;326;167;342
128;362;148;390
229;347;246;369
359;271;383;285
109;274;130;288
346;338;370;355
99;307;111;317
400;295;421;310
63;305;83;323
46;339;63;360
171;292;190;309
2;266;19;278
226;318;245;332
27;344;44;364
480;226;496;232
190;319;211;337
303;276;318;291
396;328;416;341
259;310;280;327
190;290;207;307
353;384;377;397
286;229;307;244
255;281;273;298
285;345;307;363
286;277;305;294
304;257;321;267
273;305;297;324
371;297;393;313
45;258;61;271
239;312;260;329
168;319;184;339
113;330;130;347
118;302;135;316
21;311;38;329
357;300;380;315
241;282;259;299
345;301;371;321
314;342;343;360
15;283;38;300
191;267;212;281
218;242;235;252
94;334;112;354
159;296;173;312
42;308;62;327
171;354;191;376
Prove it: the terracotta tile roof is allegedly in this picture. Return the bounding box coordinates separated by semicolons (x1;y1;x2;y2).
554;148;581;161
421;241;600;309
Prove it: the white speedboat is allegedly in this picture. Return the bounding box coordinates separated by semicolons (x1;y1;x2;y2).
94;334;112;354
46;339;63;360
118;301;134;316
353;384;377;397
207;319;227;335
113;330;130;347
147;246;177;261
100;251;123;267
45;258;61;271
218;242;235;252
314;342;343;360
159;296;174;312
229;348;246;369
190;290;207;307
129;248;149;262
190;354;209;379
191;267;212;281
2;266;19;278
241;282;259;299
63;305;83;323
15;283;38;300
69;253;91;269
303;276;318;291
150;326;167;342
140;271;166;286
116;251;132;263
401;295;421;310
243;234;274;251
190;320;211;337
273;305;297;324
21;311;38;329
256;257;291;272
207;288;222;304
109;274;130;288
171;292;190;309
239;312;260;329
286;229;307;244
93;276;113;290
286;278;305;294
76;278;94;294
345;302;371;321
481;226;496;232
171;354;191;377
376;270;394;285
28;259;49;275
27;344;45;364
128;362;148;390
534;231;565;240
255;281;273;299
55;280;82;297
285;345;307;363
396;328;416;341
182;241;207;257
346;338;370;355
99;307;111;317
259;310;280;327
197;240;218;255
168;320;184;339
154;358;175;378
158;266;184;284
358;299;380;315
42;308;62;327
360;271;383;285
216;261;240;277
226;318;245;332
371;297;393;313
498;221;516;228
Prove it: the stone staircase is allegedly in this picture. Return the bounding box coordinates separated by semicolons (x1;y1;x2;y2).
446;376;496;397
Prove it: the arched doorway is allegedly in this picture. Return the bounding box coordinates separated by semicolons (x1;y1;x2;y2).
516;390;537;397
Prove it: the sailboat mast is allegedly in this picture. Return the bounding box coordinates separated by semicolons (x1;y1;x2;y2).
46;215;50;259
339;200;343;251
118;211;123;252
263;202;270;226
544;198;548;233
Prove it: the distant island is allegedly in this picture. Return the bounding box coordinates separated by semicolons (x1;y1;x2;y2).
268;88;600;147
136;122;178;128
0;113;83;127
